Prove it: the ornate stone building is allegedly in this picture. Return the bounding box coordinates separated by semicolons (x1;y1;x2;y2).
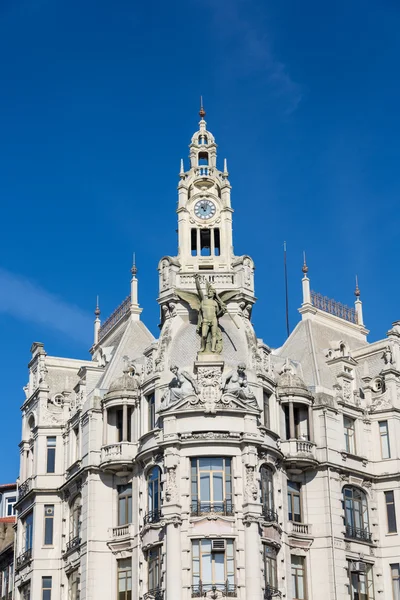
14;108;400;600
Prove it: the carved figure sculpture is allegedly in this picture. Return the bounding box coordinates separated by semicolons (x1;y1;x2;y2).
221;363;258;408
175;275;239;354
383;345;393;365
162;365;199;406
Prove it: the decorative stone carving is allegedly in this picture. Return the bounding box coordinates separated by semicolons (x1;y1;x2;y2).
161;259;170;290
221;363;258;408
155;319;172;372
244;466;258;502
165;466;177;503
161;366;199;408
342;380;352;402
382;345;393;365
197;365;223;410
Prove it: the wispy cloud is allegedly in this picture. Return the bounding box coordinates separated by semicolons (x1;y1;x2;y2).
0;268;92;344
202;0;302;114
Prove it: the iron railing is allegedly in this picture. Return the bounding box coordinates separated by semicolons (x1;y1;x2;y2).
262;507;278;523
143;588;164;600
191;501;234;517
264;584;282;599
345;524;372;542
311;291;357;324
18;477;33;500
16;548;32;570
143;510;162;526
192;581;237;597
98;296;130;341
65;535;81;553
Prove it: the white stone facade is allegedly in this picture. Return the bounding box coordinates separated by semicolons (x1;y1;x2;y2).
14;112;400;600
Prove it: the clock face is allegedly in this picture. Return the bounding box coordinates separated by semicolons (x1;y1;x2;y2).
194;199;216;220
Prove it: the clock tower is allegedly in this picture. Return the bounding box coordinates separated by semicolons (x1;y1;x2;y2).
158;104;255;320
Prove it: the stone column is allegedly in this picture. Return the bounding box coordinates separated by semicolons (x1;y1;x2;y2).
211;228;215;255
122;404;128;442
289;401;295;439
196;228;201;256
308;404;314;442
244;518;262;600
166;519;182;600
102;408;108;446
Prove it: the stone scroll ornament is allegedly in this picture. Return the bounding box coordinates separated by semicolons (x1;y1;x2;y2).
175;274;239;354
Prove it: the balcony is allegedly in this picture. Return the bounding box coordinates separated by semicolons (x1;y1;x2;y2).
143;589;164;600
280;440;318;470
191;501;234;517
18;477;33;501
16;548;32;571
99;442;136;473
289;522;312;536
111;524;133;539
192;582;237;598
264;585;282;599
143;510;162;526
345;524;372;543
262;507;278;524
64;535;81;556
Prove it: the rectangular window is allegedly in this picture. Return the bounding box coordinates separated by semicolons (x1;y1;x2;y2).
379;421;391;459
73;426;80;462
385;491;397;534
391;564;400;600
349;563;374;600
200;229;211;256
192;539;235;595
214;228;220;256
191;457;232;515
287;481;302;523
68;569;80;600
344;416;356;454
263;545;278;592
42;577;52;600
148;546;162;593
6;496;16;516
148;394;156;430
46;437;56;473
191;228;197;256
117;408;133;442
118;558;132;600
263;391;270;429
118;484;132;526
291;555;306;600
44;505;54;545
24;512;34;551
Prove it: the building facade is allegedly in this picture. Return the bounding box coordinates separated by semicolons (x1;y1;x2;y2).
14;109;400;600
0;483;17;600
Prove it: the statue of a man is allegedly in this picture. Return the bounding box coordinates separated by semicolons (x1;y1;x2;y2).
162;365;199;406
221;363;258;408
194;274;227;353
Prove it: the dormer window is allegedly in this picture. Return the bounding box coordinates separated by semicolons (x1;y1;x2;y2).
198;152;209;166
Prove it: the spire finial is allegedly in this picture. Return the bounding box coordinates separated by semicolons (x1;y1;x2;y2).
180;158;184;175
199;96;206;119
354;275;360;298
131;253;137;276
302;251;309;274
94;295;100;317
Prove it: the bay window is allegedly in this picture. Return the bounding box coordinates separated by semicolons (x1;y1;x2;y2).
343;486;371;541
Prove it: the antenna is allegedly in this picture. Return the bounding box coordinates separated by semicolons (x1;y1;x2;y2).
284;241;290;337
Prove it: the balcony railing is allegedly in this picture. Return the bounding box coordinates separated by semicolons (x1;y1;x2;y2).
18;477;33;500
143;510;162;526
296;440;314;454
143;588;164;600
345;524;372;542
16;548;32;571
264;585;282;599
262;507;278;523
290;522;312;536
111;524;132;538
192;581;237;598
191;501;234;517
65;535;81;554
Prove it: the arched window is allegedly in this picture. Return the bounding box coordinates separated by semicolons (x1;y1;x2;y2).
198;152;209;166
260;465;276;521
343;486;371;541
69;495;82;542
146;467;162;524
198;135;208;145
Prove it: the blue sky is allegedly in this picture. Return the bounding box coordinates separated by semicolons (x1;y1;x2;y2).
1;0;400;482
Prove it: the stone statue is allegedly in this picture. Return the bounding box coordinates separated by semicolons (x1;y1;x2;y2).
162;365;199;406
383;345;393;365
175;275;238;354
221;363;258;408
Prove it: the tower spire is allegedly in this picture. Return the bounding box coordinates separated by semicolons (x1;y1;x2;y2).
94;296;101;345
301;252;311;305
354;275;364;326
199;96;206;119
130;254;142;320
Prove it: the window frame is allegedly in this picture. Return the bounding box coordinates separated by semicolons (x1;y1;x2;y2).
192;538;235;593
147;394;156;431
23;511;34;552
118;484;132;527
147;545;162;593
43;505;54;546
287;481;302;523
263;545;278;591
117;558;132;600
263;391;270;429
379;420;391;459
344;416;356;454
291;555;307;600
343;486;370;538
391;563;400;600
260;465;274;513
385;491;397;534
68;568;80;600
6;495;16;517
46;437;56;474
349;562;374;600
147;466;162;519
191;457;232;514
69;495;81;541
42;576;52;600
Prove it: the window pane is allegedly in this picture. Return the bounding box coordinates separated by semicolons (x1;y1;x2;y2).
201;552;212;583
200;474;211;502
214;553;224;583
210;457;223;470
213;473;223;502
